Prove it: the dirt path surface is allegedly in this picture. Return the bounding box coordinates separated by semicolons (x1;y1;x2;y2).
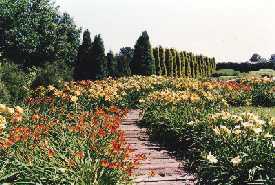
121;110;196;185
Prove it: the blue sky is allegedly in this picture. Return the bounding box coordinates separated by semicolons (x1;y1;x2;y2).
56;0;275;62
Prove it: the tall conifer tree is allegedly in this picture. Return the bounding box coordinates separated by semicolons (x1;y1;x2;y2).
165;48;173;76
180;52;185;77
153;47;161;75
74;29;92;80
132;31;155;75
90;34;107;80
176;51;181;77
106;51;118;77
159;46;167;76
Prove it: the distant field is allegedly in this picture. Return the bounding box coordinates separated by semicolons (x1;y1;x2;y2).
214;68;275;79
245;69;275;77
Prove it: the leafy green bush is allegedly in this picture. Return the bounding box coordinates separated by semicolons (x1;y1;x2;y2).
32;61;73;88
0;61;36;104
0;80;10;103
252;83;275;107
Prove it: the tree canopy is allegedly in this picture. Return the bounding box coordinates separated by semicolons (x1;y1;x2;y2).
0;0;81;67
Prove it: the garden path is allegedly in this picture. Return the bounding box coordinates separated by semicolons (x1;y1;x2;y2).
121;109;196;185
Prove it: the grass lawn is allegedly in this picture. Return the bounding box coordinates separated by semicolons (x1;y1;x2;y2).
215;68;275;79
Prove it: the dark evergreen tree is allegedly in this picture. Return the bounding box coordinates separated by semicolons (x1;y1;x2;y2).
193;55;198;78
176;51;181;77
132;31;155;75
106;51;118;77
197;55;203;77
165;48;173;76
90;34;107;80
211;57;216;74
180;52;185;77
186;53;192;77
159;46;167;76
74;29;92;80
170;49;177;77
153;47;161;75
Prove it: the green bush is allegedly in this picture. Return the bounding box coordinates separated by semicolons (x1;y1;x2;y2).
0;61;35;104
252;83;275;106
0;80;11;103
32;61;73;88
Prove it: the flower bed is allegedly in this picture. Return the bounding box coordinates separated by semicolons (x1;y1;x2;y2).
0;102;143;184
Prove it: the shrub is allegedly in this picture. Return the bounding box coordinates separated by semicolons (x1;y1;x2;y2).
32;61;73;88
0;80;10;103
0;61;34;103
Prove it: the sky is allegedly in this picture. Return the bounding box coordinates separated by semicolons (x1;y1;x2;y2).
56;0;275;62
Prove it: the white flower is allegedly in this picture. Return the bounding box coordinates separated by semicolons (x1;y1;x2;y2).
206;152;218;164
58;168;67;173
272;141;275;147
139;99;145;103
231;156;241;166
241;121;253;128
252;127;262;134
255;119;265;126
187;121;195;126
264;133;273;138
234;125;241;129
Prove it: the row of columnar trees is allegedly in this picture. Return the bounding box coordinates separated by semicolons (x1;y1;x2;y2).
74;30;216;80
153;47;216;78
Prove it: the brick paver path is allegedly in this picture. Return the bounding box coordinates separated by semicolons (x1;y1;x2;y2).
121;110;196;185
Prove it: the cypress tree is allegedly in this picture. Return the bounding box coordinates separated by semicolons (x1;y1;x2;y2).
165;48;173;76
176;51;181;77
180;52;185;77
193;55;197;78
74;29;92;80
170;49;177;77
197;56;201;77
153;47;161;75
159;46;167;76
189;53;194;78
90;34;107;80
212;57;216;74
198;55;203;77
132;31;155;75
207;58;211;76
203;57;208;77
106;51;118;77
186;53;192;77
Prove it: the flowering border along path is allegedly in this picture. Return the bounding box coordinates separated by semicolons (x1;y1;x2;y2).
121;110;196;185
